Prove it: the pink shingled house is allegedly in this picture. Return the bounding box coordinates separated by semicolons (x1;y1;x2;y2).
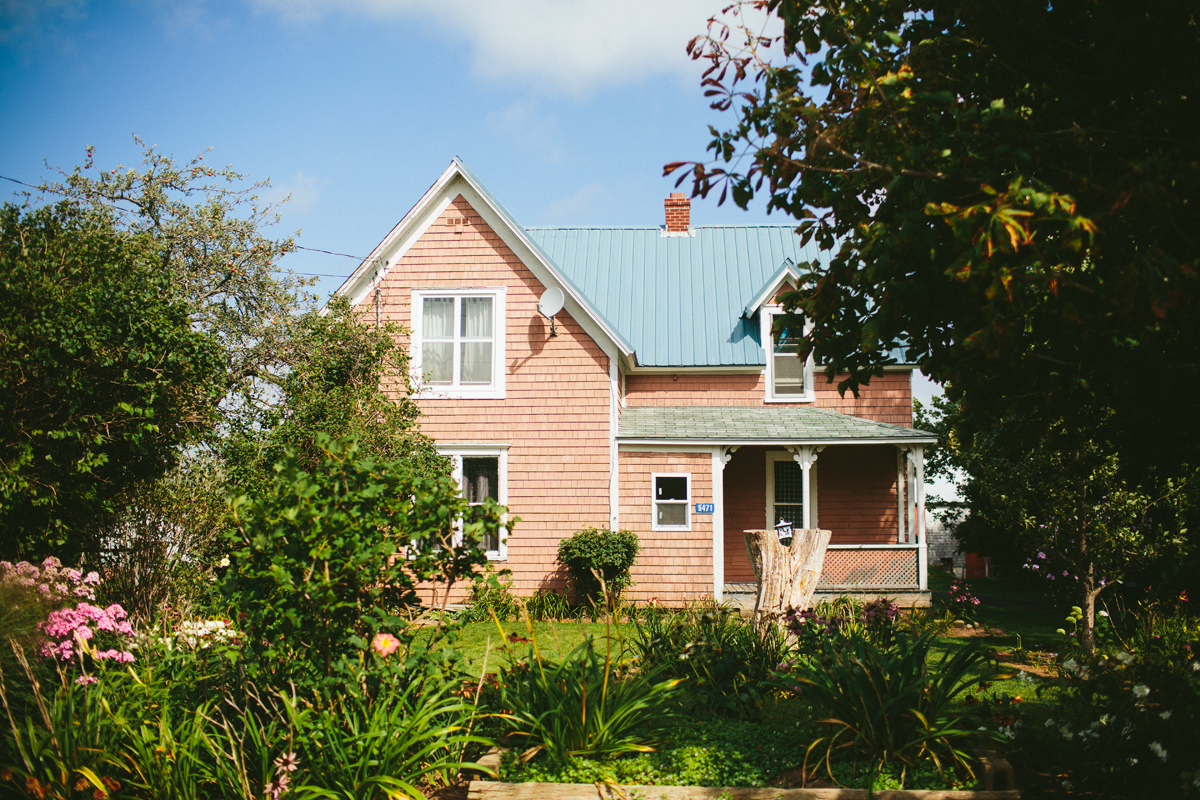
333;159;936;605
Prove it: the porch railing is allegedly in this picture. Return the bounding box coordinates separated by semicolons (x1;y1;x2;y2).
816;544;924;592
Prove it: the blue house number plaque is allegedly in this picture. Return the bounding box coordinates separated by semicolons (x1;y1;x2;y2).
694;503;715;514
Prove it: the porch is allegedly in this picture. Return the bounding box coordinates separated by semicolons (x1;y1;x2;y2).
617;406;937;606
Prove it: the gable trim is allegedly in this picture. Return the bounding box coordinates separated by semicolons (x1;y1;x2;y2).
743;258;803;319
332;159;634;364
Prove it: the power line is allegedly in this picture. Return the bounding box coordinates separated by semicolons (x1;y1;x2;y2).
2;173;368;274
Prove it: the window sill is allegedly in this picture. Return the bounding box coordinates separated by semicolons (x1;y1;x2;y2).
763;394;815;404
417;387;506;400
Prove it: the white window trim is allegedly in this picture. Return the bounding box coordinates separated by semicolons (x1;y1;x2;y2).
761;306;815;403
411;288;507;400
651;472;692;532
765;451;817;529
441;444;509;561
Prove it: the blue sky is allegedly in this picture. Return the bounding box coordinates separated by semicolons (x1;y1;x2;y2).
0;0;949;475
1;0;777;298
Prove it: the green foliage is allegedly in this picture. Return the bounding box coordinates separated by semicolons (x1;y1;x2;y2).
524;588;575;622
96;456;232;622
223;434;504;696
631;603;794;719
0;201;223;560
785;629;1005;789
1015;606;1200;798
42;137;313;416
502;716;803;787
220;295;446;500
556;527;639;607
673;2;1200;474
463;568;520;623
492;633;682;768
297;680;489;800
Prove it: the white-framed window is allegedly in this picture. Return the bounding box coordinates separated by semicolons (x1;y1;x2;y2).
765;451;817;529
412;288;506;399
442;445;508;560
652;473;691;531
761;307;814;402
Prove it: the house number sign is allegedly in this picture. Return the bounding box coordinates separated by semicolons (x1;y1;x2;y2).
694;503;715;513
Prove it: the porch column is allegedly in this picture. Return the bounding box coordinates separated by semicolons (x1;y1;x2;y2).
914;445;928;591
710;446;738;602
788;445;824;529
896;446;910;543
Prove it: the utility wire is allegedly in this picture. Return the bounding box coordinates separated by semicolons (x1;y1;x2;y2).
2;173;366;278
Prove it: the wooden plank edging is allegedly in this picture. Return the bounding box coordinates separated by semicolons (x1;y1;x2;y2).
468;780;1020;800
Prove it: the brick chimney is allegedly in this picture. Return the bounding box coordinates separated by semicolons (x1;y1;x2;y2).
664;192;691;233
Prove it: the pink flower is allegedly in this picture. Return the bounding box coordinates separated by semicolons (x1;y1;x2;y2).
75;675;98;685
372;633;401;657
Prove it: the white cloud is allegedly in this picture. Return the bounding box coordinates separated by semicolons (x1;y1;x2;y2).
267;170;323;215
250;0;730;95
541;181;607;222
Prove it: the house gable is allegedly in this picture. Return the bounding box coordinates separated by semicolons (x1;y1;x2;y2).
334;159;632;369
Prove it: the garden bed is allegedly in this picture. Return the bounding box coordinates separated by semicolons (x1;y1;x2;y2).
468;779;1020;800
471;744;1017;798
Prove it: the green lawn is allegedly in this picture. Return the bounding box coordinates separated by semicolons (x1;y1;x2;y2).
419;618;628;677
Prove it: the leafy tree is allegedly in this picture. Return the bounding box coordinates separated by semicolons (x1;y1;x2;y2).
670;0;1200;472
223;434;504;696
219;295;446;499
40;137;315;417
0;202;223;560
674;0;1200;650
915;396;1198;652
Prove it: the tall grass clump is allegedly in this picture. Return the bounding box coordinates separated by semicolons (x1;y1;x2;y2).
631;602;793;719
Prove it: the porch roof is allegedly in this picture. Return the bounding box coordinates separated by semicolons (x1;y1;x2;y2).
616;406;937;445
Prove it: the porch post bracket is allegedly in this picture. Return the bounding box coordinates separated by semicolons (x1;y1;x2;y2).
721;445;740;465
786;445;824;530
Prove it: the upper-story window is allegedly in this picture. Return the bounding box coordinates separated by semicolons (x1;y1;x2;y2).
412;288;506;399
763;308;814;403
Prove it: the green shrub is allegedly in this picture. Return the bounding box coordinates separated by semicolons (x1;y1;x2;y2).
492;634;682;767
463;568;520;623
784;628;1004;789
631;602;794;719
1011;603;1200;798
556;527;639;608
223;434;505;697
525;588;575;621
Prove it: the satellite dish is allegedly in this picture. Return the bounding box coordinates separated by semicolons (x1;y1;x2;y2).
538;287;565;319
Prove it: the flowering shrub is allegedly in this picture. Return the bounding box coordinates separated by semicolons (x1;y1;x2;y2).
171;618;242;650
40;602;135;662
947;579;981;622
1014;608;1200;797
0;558;136;672
786;597;900;649
0;557;101;608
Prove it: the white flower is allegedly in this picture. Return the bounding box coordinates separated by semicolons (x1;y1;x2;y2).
1060;725;1074;740
1160;710;1172;720
1097;610;1109;617
1044;719;1056;728
217;556;230;568
1063;658;1079;673
1132;684;1151;698
1115;650;1134;665
1149;741;1168;762
1192;661;1199;672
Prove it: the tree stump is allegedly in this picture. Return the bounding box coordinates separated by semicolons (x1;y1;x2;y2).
743;528;831;625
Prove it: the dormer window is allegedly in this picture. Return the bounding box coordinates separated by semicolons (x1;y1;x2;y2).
763;308;814;402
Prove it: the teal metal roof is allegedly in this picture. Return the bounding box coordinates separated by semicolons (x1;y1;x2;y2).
525;226;826;368
617;406;937;443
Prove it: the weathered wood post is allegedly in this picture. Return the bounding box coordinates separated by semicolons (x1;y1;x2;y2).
743;528;831;625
